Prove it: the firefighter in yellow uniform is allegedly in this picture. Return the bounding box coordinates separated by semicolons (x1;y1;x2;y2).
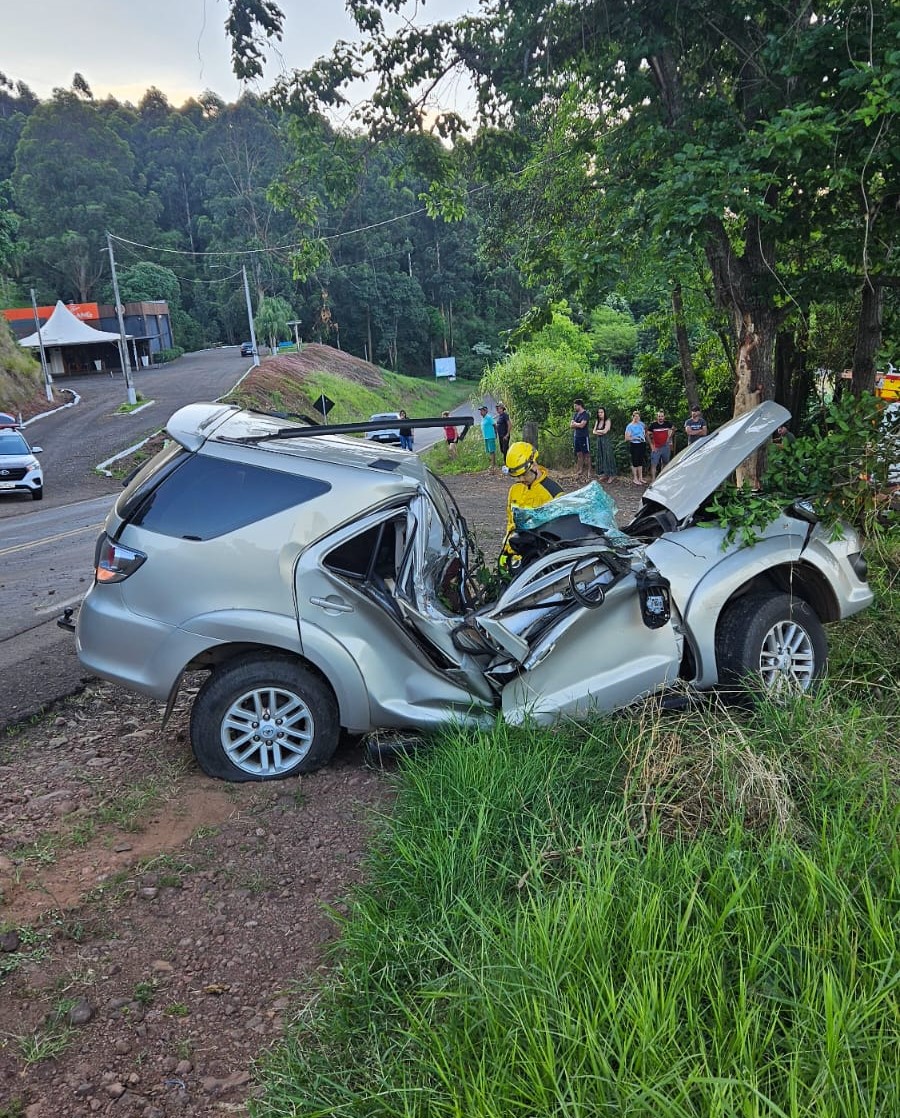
500;441;563;571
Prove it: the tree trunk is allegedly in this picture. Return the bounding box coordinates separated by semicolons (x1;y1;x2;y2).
671;282;701;408
851;281;882;398
704;215;783;486
774;330;813;427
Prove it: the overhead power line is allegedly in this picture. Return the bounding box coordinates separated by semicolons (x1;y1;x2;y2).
108;183;494;260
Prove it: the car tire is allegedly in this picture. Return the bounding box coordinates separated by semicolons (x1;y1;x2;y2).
190;653;339;781
32;489;43;501
716;591;828;701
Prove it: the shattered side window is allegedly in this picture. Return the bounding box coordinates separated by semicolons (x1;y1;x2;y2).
323;515;407;584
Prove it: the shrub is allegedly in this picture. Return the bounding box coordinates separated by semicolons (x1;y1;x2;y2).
708;393;899;544
152;346;185;365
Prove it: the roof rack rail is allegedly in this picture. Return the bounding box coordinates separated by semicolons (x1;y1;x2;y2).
228;415;475;444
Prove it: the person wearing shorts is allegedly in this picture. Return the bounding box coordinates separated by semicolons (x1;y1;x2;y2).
570;398;591;480
442;411;458;458
479;405;497;469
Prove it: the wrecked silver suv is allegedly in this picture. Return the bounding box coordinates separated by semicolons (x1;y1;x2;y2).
71;401;872;782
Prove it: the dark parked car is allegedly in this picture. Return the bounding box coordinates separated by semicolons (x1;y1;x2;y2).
240;342;255;357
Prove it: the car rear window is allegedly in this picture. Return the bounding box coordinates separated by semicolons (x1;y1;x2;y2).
127;453;331;540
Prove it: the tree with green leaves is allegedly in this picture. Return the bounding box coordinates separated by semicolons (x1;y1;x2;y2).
11;90;159;300
255;294;293;353
0;73;38;183
227;0;899;417
114;261;181;306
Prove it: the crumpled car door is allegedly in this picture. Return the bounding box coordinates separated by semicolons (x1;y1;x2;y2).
389;489;496;700
295;502;494;726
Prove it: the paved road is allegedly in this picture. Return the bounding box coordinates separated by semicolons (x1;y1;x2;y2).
0;354;475;727
0;348;249;727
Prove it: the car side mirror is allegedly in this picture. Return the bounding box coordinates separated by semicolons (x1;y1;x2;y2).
789;499;819;524
32;446;43;454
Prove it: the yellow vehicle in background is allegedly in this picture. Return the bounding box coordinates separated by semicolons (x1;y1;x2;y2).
875;367;900;400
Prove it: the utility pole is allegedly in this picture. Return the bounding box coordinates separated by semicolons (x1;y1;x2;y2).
242;266;260;366
106;232;137;405
30;289;53;402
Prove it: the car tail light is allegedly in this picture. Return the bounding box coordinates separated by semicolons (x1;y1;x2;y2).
94;533;146;583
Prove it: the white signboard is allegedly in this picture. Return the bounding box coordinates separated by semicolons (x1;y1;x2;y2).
434;357;457;379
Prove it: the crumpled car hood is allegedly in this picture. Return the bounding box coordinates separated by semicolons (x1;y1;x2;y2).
643;400;790;520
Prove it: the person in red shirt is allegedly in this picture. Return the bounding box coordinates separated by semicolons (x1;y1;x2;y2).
648;409;674;482
442;411;458;458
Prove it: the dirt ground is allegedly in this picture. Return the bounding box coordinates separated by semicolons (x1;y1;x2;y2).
0;467;642;1118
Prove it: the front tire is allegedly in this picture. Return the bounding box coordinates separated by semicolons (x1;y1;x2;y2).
190;654;339;781
32;489;43;501
716;592;828;701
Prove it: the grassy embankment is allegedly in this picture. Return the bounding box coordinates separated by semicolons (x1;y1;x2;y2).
226;364;472;428
0;319;42;413
105;360;474;479
253;538;899;1117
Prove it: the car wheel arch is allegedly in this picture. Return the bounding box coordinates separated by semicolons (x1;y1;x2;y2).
183;641;352;728
722;562;839;625
714;590;828;699
678;561;835;689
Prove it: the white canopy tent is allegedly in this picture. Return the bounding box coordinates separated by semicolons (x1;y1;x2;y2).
18;300;128;346
18;300;130;376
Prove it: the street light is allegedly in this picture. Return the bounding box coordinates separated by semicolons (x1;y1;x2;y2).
106;232;137;405
30;288;54;402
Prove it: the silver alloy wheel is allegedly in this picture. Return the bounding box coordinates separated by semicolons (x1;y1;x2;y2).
758;619;816;694
220;685;314;777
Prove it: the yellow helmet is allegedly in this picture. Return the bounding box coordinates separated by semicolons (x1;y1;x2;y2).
505;441;537;476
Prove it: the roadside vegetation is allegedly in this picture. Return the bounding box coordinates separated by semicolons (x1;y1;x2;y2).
0;319;42;412
225;360;470;427
254;537;899;1116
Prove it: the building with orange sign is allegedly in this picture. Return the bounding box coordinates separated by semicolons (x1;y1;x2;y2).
2;300;173;374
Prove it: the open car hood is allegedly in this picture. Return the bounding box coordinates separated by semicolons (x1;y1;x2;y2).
642;401;790;521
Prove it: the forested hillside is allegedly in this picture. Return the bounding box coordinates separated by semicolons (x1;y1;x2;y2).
0;80;526;379
1;0;898;428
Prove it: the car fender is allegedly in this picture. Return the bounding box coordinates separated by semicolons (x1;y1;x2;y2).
292;623;371;731
182;609;371;730
647;520;808;687
802;525;874;618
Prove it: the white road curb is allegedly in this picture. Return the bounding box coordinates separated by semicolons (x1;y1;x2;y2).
22;389;80;425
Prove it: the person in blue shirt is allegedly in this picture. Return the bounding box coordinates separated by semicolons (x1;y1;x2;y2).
624;409;648;485
479;405;497;470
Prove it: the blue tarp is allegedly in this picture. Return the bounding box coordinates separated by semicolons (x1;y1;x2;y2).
514;481;632;545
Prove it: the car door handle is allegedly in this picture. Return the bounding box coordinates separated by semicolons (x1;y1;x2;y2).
308;595;354;614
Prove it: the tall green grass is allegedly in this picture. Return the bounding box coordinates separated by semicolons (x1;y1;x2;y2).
255;691;898;1117
829;534;900;719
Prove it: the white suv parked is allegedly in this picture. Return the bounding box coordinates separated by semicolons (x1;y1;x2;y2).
0;420;44;501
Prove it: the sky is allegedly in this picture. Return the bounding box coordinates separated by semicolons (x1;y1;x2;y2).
0;0;473;114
